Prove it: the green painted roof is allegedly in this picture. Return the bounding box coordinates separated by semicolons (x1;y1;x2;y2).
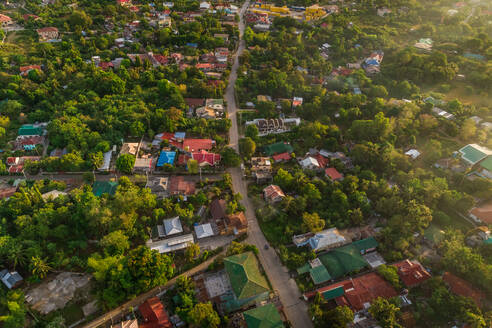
484;237;492;245
322;286;344;300
244;304;284;328
18;125;43;136
92;181;118;196
224;252;269;300
319;244;368;279
479;156;492;171
309;265;331;284
352;237;378;253
297;263;310;275
459;144;490;165
263;142;293;156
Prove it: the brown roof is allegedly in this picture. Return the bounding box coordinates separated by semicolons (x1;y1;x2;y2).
139;297;171;328
442;272;485;307
37;27;58;33
210;199;227;220
169;176;196;195
184;98;205;108
393;260;431;287
226;212;248;229
0;14;12;23
470;203;492;224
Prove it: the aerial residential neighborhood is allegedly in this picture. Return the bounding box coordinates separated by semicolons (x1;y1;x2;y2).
0;0;491;327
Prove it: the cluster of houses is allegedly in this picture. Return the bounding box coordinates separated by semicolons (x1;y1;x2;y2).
362;50;384;74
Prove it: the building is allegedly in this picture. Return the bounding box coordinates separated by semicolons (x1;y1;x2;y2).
139;297;171;328
156;151;176;168
146;234;194;254
251;157;272;183
224;252;270;311
37;27;59;41
98;150;113;171
325;167;343;181
120;142;139;156
20;65;42;77
405;149;421;160
245;118;300;136
0;186;18;199
272;152;291;163
191;151;221;166
0;14;13;27
293;228;347;252
169;176;196;196
146;177;170;198
41;190;67;201
263;142;293;156
210;199;227;221
263;185;285;203
163;217;183;236
111;320;138;328
442;272;485;307
297;258;332;285
299;157;320;170
303;272;398;311
393;260;431;287
458;144;492;166
92;181;118;197
469;202;492;224
243;303;284;328
225;212;248;235
194;223;215;239
134;158;153;172
0;269;23;289
18;124;44;137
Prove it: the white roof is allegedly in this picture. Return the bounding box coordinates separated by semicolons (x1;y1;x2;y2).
41;190;67;200
146;234;194;254
163;216;183;235
300;156;319;168
405;149;421;159
194;223;214;239
308;228;346;251
98;150;112;171
200;2;211;9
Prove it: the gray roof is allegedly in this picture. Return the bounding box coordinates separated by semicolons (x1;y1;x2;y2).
1;270;22;289
163;216;183;235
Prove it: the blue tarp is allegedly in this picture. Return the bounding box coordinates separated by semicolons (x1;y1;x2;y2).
174;132;186;139
157;151;176;167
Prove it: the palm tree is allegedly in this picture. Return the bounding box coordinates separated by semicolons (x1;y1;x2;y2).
8;243;27;270
31;257;52;280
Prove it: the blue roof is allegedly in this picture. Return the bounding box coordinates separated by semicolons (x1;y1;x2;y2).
174;132;186;139
157;151;176;167
365;59;379;66
186;42;198;47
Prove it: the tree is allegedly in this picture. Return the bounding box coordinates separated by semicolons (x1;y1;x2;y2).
369;297;401;328
30;256;52;279
185;243;200;262
245;124;259;141
239;137;256;158
377;265;401;289
220;147;241;167
188;302;220;328
460;118;477;142
302;212;325;232
0;291;26;328
69;11;92;29
187;159;198;174
116;154;135;174
100;230;130;255
323;306;354;328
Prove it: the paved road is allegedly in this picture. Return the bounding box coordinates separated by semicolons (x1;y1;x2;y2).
225;3;313;327
79;252;223;328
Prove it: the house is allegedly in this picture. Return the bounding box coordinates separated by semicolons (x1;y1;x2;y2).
243;303;284;328
442;272;485;307
111;319;138;328
292;97;303;107
297;258;332;285
377;7;392;16
393;260;431;287
414;38;433;51
191;151;221;166
272;152;291;163
263;185;285;203
120;142;139;156
169;176;196;196
303;272;398;311
478;156;492;178
458;144;492;165
476;226;490;240
147;234;194;254
0;14;13;28
469;202;492;224
133;158;153;172
194;223;215;239
224;252;270;311
299;156;319;170
200;2;211;10
210;199;227;221
196;63;213;72
263;142;293;156
0;269;23;289
214;33;229;42
117;0;132;6
405;149;421;159
257;95;272;102
139;297;171;328
20;65;42;77
325;167;343;182
0;186;18;199
245;118;300;136
225;212;248;235
146;177;170;198
294;228;347;252
156;151;176;168
18;124;44;137
41;190;67;201
37;27;59;41
196;106;218;119
92;181;118;197
23;14;41;21
184;98;205;109
431;107;454;120
98;150;113;171
251;157;272;183
163;216;183;236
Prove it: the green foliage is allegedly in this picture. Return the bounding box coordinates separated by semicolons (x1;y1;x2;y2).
0;291;27;328
116;154;136;174
220;147;241;167
377;265;401;290
369;297;402;328
239;137;256;159
100;230;130;256
187;302;220;328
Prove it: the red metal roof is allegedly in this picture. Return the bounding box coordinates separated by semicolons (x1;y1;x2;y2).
20;65;41;74
272;152;291;162
169;176;196;195
98;62;114;70
139;297;171;328
304;272;398;311
191;151;220;166
183;139;214;152
325;167;343;181
442;272;485;307
184;98;205;108
315;154;329;168
0;14;12;23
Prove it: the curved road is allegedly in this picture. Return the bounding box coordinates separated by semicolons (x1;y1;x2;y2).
225;3;313;327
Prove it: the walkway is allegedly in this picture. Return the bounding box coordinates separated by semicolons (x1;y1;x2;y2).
224;2;313;327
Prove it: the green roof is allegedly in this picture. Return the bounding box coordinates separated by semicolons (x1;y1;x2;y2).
484;237;492;245
244;304;284;328
92;181;118;196
18;125;43;136
263;142;293;156
352;237;378;254
459;144;490;165
479;156;492;171
322;286;344;300
318;244;368;279
309;265;331;284
224;252;269;300
297;263;310;275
